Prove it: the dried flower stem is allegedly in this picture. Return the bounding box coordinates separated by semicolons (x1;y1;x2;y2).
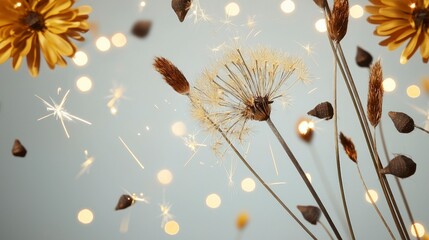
192;99;317;239
266;118;342;239
414;125;429;134
379;123;420;240
333;58;356;240
356;163;395;239
321;5;409;238
319;220;335;240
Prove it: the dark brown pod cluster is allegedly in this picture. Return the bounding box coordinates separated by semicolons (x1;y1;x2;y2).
12;139;27;157
388;111;415;133
380;155;416;179
297;205;321;225
355;46;373;68
172;0;192;22
115;194;135;210
307;101;334;120
339;132;357;163
131;20;152;38
327;0;349;43
153;57;190;95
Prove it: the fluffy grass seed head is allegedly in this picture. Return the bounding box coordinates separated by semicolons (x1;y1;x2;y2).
190;47;309;141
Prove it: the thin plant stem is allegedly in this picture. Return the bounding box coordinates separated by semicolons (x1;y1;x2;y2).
379;123;420;240
189;97;317;239
319;221;335;240
266;117;342;239
333;53;356;240
356;164;396;239
414;125;429;134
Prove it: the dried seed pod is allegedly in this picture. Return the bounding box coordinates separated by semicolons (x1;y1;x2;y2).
380;155;416;179
313;0;326;8
115;194;135;210
388;111;415;133
355;46;373;68
327;0;349;43
296;118;314;143
339;132;357;163
307;101;334;120
367;60;383;127
131;20;152;38
171;0;192;22
236;212;249;230
12;139;27;157
153;57;190;95
297;205;321;225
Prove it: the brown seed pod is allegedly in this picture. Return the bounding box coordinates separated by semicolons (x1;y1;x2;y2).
313;0;326;8
380;155;416;179
153;57;190;95
339;132;357;163
388;111;415;133
297;205;321;225
131;20;152;38
12;139;27;157
356;46;373;68
307;101;334;120
115;194;135;210
171;0;192;22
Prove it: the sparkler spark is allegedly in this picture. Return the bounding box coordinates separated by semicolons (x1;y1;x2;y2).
36;90;92;138
160;202;174;227
183;133;208;166
76;150;95;179
118;137;145;170
107;86;126;115
269;143;279;176
189;0;211;24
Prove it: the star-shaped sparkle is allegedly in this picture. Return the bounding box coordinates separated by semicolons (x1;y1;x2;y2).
36;90;92;138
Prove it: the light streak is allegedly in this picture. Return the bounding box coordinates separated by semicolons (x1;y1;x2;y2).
269;143;279;176
118;137;145;170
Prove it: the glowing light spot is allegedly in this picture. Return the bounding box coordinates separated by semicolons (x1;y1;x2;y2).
111;33;127;48
72;51;88;66
383;77;396;92
407;85;421;98
206;193;221;209
164;220;180;235
365;189;379;203
76;76;93;92
410;3;416;9
315;18;327;32
411;223;425;237
77;209;94;224
225;2;240;17
350;5;364;19
95;36;111;52
306;173;312;183
171;121;187;136
241;178;256;192
14;2;22;8
140;1;146;7
298;120;314;135
157;169;173;185
110;107;118;115
280;0;295;14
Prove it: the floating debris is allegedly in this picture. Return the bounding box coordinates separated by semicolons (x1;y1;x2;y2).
307;101;334;120
297;205;321;225
115;194;135;210
12;139;27;157
131;20;152;38
339;132;357;163
355;46;373;68
171;0;192;22
380;155;416;179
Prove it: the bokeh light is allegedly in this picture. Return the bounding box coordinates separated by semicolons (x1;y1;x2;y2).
236;212;249;230
383;77;396;92
111;33;127;48
140;1;146;7
411;223;425;237
77;208;94;224
225;2;240;17
76;76;93;92
407;85;421;98
365;189;379;203
298;120;314;135
350;5;364;19
315;18;327;32
241;178;256;192
157;169;173;185
164;220;180;235
171;121;187;136
72;51;88;66
95;36;111;52
280;0;295;14
206;193;221;209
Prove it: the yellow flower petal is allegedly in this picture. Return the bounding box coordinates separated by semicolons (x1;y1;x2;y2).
379;7;412;19
420;31;429;59
401;27;423;61
377;19;411;35
44;0;73;18
26;37;40;77
43;30;75;56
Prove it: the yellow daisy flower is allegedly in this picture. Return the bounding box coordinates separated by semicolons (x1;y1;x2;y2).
366;0;429;64
0;0;91;77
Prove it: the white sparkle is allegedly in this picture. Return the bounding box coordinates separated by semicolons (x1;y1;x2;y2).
36;90;92;138
76;150;95;179
118;137;145;170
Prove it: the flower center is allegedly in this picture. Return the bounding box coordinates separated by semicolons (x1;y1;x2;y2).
412;7;429;28
23;11;45;31
242;96;273;121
